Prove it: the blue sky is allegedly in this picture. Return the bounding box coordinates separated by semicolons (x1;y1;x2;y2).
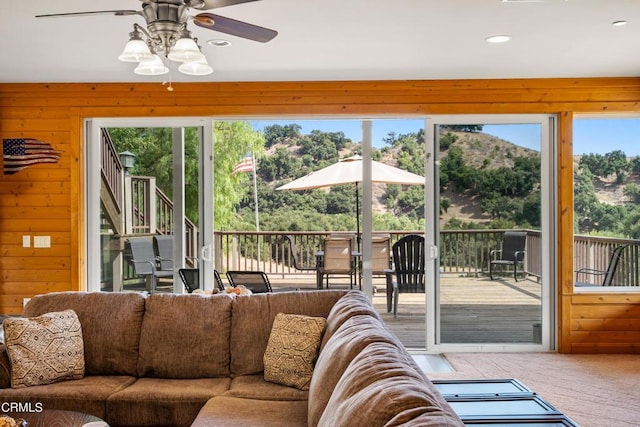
251;118;640;156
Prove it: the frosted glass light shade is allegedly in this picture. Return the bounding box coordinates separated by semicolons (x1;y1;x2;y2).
168;37;205;62
134;55;169;75
178;59;213;76
118;39;153;62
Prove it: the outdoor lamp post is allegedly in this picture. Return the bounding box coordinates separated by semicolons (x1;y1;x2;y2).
119;151;136;176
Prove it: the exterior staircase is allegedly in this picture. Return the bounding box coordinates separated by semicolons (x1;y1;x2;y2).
99;129;198;290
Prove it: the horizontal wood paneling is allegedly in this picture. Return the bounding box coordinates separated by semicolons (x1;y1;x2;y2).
0;77;639;353
570;293;640;354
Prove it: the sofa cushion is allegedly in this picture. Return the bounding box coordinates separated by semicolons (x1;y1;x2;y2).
3;310;84;388
320;290;382;351
317;341;464;427
224;374;308;401
23;292;146;376
308;314;403;426
263;313;326;390
0;375;136;420
137;293;233;378
106;377;231;427
0;344;13;389
230;291;346;376
192;396;307;427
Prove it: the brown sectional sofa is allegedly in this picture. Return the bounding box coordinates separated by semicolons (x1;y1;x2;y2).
0;290;462;427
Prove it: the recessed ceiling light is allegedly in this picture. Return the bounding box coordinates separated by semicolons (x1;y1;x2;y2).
612;20;628;27
207;39;232;47
486;35;511;43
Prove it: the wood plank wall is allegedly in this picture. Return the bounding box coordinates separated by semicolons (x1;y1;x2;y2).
1;78;639;353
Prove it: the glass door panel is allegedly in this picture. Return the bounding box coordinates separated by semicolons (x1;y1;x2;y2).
426;116;553;350
89;119;213;293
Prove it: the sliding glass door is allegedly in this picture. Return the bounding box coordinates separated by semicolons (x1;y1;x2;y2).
86;118;214;293
425;115;555;351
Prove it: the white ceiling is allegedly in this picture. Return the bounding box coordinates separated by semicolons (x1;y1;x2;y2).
1;0;638;83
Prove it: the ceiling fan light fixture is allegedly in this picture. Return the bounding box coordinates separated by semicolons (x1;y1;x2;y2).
118;30;154;62
134;55;170;75
178;59;213;76
167;33;204;62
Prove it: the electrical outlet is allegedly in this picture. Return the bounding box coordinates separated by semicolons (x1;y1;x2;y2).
34;236;51;248
22;235;31;248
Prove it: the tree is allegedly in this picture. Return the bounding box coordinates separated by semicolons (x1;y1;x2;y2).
258;147;297;181
108;127;200;223
213;121;265;230
439;132;458;151
443;125;483;133
579;153;608;178
623;183;640;204
263;124;301;148
573;165;599;232
605;150;629;183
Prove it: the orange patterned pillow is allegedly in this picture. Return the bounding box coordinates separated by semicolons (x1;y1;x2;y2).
3;310;84;388
263;313;326;390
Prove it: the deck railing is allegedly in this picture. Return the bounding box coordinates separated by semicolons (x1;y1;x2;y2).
574;235;640;286
213;230;639;286
127;176;198;262
100;128;122;213
214;229;541;278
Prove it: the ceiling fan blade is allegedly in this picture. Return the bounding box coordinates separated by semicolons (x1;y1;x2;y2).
199;0;261;10
194;13;277;42
35;10;139;18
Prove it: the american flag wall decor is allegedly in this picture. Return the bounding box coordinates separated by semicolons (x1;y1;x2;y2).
3;138;62;175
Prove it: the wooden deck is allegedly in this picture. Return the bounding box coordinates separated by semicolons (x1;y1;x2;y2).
263;273;542;349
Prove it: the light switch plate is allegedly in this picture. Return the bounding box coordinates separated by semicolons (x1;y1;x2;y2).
34;236;51;248
22;235;31;248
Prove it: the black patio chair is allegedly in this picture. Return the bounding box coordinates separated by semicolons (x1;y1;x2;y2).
179;268;199;293
385;234;425;318
575;244;629;287
285;235;317;273
179;268;226;293
226;270;273;293
489;231;527;282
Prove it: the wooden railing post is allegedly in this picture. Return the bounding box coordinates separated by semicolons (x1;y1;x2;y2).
123;175;133;234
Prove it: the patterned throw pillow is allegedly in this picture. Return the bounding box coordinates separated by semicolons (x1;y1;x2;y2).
263;313;326;390
3;309;85;388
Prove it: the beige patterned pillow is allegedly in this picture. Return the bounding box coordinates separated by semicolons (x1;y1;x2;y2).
3;309;84;388
263;312;326;390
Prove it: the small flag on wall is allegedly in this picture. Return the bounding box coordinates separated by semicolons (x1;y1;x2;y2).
3;138;62;175
233;155;255;174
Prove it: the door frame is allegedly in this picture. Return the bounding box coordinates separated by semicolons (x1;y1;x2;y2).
85;117;214;293
424;114;557;352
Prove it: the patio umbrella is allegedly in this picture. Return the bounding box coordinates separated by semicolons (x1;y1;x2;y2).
276;155;425;250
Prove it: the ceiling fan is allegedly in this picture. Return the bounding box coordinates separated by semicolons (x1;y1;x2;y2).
36;0;277;76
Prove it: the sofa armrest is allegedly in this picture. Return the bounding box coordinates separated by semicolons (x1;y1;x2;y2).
0;343;11;388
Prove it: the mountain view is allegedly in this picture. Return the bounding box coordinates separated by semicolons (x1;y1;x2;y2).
108;123;640;239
